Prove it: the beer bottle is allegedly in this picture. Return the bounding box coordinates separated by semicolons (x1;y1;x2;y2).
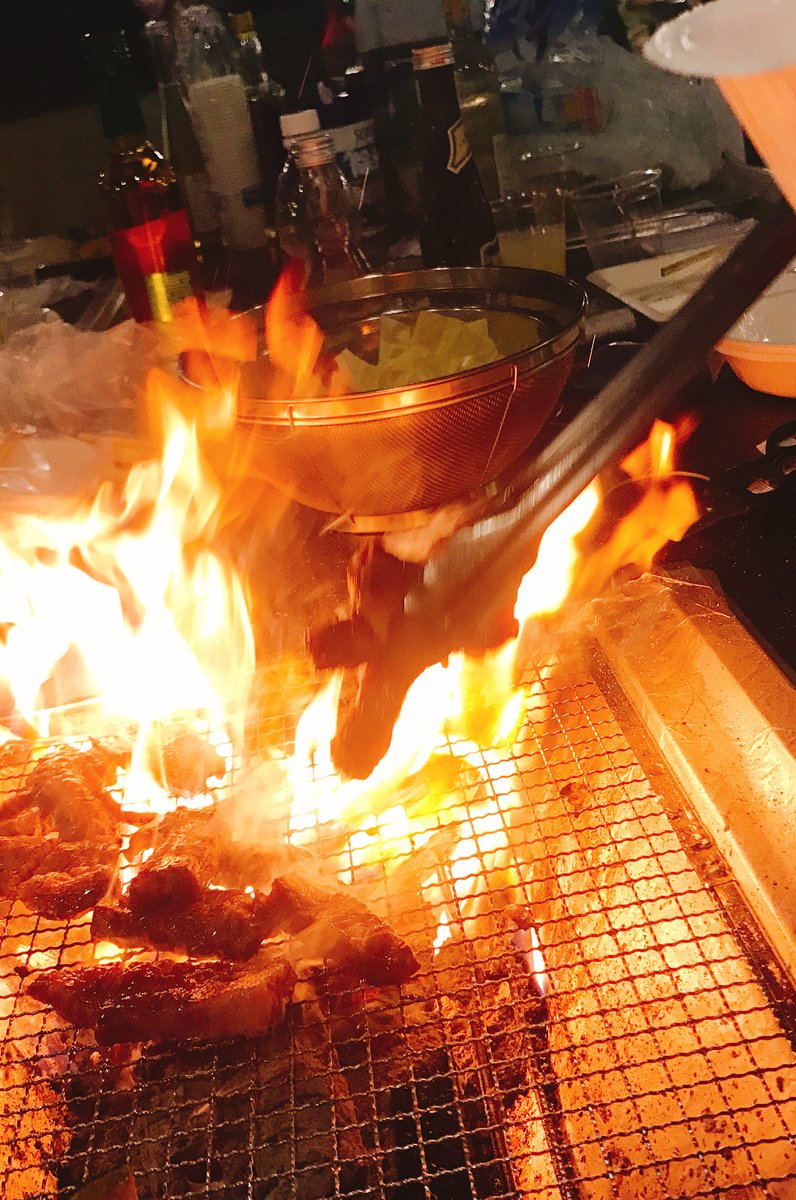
412;42;497;268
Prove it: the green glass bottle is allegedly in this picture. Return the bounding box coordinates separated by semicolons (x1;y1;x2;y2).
412;42;497;268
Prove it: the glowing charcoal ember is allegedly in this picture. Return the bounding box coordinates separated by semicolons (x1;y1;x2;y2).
0;1056;70;1199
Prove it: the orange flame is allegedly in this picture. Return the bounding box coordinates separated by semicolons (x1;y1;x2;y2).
289;418;700;953
0;303;256;807
264;262;325;397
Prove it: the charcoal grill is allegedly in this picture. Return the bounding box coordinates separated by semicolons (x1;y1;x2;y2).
0;572;794;1200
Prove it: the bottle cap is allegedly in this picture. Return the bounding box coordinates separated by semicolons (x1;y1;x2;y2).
411;42;454;72
293;131;336;168
280;109;321;146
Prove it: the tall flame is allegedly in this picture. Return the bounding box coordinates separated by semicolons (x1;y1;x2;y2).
288;416;700;953
0;277;701;969
0;303;256;805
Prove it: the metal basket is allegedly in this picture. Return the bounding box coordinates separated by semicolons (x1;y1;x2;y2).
237;267;586;523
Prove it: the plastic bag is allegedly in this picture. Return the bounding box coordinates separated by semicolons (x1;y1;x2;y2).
0;317;159;436
501;22;743;189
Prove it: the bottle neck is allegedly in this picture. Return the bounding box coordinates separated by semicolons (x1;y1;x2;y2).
97;65;147;141
294;131;337;169
416;61;464;138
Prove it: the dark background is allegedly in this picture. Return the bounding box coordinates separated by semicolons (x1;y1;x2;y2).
0;0;329;124
1;1;151;124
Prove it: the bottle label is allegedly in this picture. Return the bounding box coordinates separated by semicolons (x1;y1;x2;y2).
329;120;379;173
188;76;267;249
183;173;218;234
447;118;472;175
110;209;198;322
144;270;194;322
328;120;387;234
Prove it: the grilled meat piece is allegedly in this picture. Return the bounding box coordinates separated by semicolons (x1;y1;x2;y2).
126;809;218;916
20;865;113;921
99;868;418;982
0;808;50;838
127;856;204;915
0;835;117;918
0;834;54;887
26;953;296;1045
268;874;420;987
0;835;116;888
93;888;280;961
127;808;283;916
0;746;122;843
150;733;226;796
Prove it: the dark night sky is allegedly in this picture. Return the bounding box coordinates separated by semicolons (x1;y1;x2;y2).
0;1;152;124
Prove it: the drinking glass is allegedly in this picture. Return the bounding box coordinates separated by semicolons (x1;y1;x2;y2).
570;168;664;268
491;188;566;274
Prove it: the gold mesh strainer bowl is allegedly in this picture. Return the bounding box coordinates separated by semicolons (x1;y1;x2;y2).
236;267;586;523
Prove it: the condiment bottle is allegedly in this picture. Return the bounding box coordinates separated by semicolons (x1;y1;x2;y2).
274;109;322;260
317;67;389;253
275;131;370;286
412;42;497;268
87;30;203;323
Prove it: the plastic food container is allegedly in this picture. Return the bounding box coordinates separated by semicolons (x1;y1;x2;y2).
716;271;796;397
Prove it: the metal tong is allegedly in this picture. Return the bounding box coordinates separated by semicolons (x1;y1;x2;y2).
332;199;796;779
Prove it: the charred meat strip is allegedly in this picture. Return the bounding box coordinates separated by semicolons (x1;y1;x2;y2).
96;871;418;983
148;733;226;796
0;836;117;883
25;953;296;1045
268;874;420;987
0;808;50;838
93;888;280;961
0;834;55;888
0;745;123;843
126;809;220;915
127;807;284;915
0;835;117;918
20;866;113;921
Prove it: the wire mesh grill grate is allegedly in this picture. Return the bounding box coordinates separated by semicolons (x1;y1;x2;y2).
0;649;794;1199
